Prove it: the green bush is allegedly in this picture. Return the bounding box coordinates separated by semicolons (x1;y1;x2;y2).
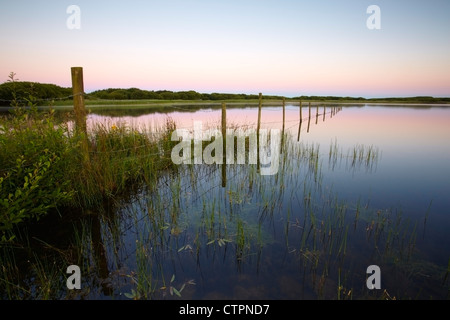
0;90;77;241
0;151;74;241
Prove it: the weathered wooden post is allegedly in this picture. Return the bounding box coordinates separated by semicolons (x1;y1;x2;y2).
71;67;89;163
71;67;87;134
221;103;227;187
323;105;326;122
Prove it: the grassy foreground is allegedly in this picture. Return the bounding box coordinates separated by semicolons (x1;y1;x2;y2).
0;104;178;242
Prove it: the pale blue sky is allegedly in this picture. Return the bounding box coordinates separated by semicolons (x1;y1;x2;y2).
1;0;449;97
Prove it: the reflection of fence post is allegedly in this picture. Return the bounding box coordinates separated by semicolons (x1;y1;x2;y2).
222;102;227;142
316;104;319;125
221;103;227;187
297;98;303;141
297;117;302;142
257;93;262;134
299;100;303;123
307;102;311;133
91;213;112;295
257;93;262;171
71;67;87;134
308;102;311;120
281;97;285;153
323;105;326;122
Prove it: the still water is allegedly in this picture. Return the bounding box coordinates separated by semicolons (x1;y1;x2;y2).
9;104;450;299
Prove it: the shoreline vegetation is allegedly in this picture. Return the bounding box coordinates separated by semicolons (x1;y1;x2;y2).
1;81;449;109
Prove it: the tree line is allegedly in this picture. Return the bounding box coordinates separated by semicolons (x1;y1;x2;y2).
0;81;72;106
88;88;283;101
1;81;449;106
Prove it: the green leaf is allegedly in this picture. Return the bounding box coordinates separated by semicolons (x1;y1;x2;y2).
172;287;181;297
124;292;135;299
170;274;175;283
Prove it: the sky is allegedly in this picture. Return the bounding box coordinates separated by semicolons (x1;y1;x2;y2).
0;0;449;98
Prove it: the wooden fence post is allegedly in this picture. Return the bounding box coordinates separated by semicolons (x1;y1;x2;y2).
71;67;87;134
71;67;89;163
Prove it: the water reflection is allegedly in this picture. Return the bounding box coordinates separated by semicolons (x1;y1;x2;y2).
2;104;449;300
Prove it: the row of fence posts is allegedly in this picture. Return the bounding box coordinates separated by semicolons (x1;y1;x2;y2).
70;67;342;188
219;93;342;187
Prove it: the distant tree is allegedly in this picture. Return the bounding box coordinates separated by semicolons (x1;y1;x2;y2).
0;80;72;106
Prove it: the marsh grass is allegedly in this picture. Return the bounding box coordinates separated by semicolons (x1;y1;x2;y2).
0;97;180;298
328;139;381;174
0;104;178;237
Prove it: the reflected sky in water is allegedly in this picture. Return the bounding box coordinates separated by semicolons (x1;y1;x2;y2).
81;104;450;299
87;104;450;225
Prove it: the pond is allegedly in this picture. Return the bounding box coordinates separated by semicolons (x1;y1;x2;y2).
3;103;450;300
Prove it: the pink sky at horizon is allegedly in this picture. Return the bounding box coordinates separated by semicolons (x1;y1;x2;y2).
1;1;449;98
